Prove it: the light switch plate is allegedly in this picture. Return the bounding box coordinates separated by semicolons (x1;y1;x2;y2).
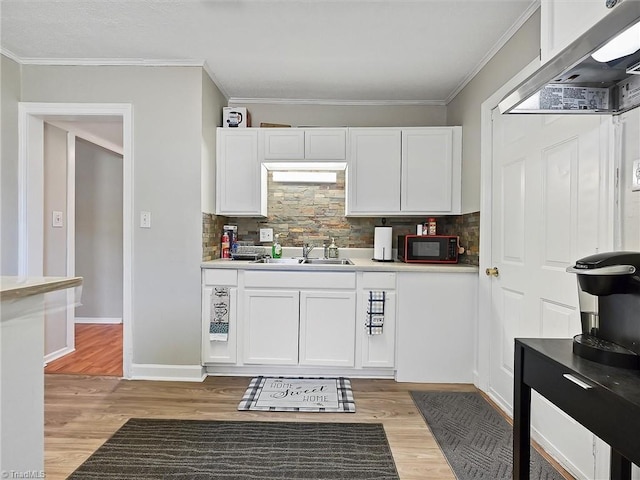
140;211;151;228
633;159;640;192
52;211;63;228
260;228;273;242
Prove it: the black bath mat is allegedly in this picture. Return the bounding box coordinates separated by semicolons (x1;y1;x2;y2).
68;419;399;479
411;391;566;480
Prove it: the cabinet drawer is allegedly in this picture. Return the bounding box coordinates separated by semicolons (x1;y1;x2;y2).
523;350;640;462
244;271;356;289
359;272;396;290
203;269;238;286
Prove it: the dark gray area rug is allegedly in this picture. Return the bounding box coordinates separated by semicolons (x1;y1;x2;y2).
68;419;400;480
410;391;564;480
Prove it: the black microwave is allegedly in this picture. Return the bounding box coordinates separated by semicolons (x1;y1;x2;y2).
397;235;459;263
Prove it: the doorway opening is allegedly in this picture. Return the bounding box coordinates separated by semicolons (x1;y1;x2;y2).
18;103;133;378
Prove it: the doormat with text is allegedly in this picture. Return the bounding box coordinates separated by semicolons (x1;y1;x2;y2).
238;376;355;412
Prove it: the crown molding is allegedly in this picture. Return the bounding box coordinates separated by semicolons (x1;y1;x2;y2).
1;47;22;63
228;97;447;107
445;0;540;104
9;56;207;68
202;60;230;100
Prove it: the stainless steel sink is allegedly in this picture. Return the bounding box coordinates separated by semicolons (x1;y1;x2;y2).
251;257;304;264
250;257;354;266
303;258;354;265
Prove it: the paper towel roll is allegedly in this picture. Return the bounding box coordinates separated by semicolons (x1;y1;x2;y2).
373;227;393;261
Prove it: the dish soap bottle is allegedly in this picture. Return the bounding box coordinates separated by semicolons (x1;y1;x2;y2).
328;237;338;259
272;234;282;259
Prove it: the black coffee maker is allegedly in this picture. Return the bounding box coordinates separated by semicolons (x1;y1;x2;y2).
566;251;640;369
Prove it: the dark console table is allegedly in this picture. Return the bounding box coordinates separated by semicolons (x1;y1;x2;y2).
514;338;640;480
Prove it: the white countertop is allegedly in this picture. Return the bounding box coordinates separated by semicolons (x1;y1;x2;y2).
0;276;83;301
201;249;478;274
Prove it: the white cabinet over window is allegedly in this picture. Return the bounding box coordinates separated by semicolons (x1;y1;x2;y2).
262;128;347;161
215;128;266;216
346;127;461;216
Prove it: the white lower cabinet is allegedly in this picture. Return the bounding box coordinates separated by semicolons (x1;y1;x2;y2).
240;271;357;368
357;272;397;369
201;269;238;364
243;289;300;365
299;290;356;367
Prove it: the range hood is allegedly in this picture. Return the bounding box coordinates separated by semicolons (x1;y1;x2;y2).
499;0;640;115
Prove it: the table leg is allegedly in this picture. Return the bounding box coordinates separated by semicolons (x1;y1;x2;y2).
610;449;631;480
513;341;531;480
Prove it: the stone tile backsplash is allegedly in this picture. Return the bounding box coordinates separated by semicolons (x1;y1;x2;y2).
203;171;479;265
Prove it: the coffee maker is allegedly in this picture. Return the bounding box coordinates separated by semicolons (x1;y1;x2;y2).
566;251;640;369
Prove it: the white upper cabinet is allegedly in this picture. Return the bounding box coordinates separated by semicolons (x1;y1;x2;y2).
347;128;402;214
541;0;620;64
262;129;305;159
261;128;346;161
346;127;461;216
401;127;461;215
304;129;347;160
216;128;267;216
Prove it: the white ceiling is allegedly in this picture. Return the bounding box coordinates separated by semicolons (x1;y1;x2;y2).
1;0;538;104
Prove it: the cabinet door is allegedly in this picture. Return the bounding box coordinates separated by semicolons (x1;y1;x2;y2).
359;291;396;368
262;129;305;159
202;286;237;364
541;0;617;64
299;290;356;367
304;129;347;160
216;129;266;216
243;289;300;365
401;128;460;214
347;128;401;215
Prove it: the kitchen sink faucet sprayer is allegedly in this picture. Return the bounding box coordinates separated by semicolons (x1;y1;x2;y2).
302;243;314;260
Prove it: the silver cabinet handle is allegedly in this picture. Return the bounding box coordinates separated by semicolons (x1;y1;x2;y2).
563;373;593;390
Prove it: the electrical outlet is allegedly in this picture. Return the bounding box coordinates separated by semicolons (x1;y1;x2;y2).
140;211;151;228
260;228;273;242
633;159;640;192
52;211;63;228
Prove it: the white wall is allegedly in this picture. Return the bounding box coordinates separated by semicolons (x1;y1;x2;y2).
227;102;447;128
43;123;69;356
202;70;227;214
21;65;207;367
75;137;123;320
619;109;640;250
447;9;541;213
1;55;21;275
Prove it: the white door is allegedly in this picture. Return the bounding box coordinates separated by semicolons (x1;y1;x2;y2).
489;110;613;479
298;290;356;367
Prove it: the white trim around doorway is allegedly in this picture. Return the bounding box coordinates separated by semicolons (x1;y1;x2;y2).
18;102;134;379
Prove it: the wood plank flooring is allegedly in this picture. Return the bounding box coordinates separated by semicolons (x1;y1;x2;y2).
44;375;574;480
44;323;122;376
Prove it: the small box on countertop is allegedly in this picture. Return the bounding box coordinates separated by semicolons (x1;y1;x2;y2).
223;107;250;128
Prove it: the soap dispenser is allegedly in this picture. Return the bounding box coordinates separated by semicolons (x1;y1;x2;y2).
328;237;338;259
272;234;282;259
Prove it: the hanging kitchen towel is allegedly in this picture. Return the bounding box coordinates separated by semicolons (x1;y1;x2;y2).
366;291;385;335
209;287;230;342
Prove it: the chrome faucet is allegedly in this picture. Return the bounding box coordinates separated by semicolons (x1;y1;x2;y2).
302;243;315;260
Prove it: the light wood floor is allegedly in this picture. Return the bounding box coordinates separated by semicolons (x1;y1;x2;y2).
44;323;123;376
44;375;574;480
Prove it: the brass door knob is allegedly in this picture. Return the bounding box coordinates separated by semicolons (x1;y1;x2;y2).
485;267;499;277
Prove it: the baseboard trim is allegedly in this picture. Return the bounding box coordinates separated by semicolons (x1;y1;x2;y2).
75;316;123;324
44;345;75;365
130;364;206;382
204;364;396;379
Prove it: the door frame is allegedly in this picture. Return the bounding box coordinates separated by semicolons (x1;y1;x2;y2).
477;57;540;392
18;102;133;378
